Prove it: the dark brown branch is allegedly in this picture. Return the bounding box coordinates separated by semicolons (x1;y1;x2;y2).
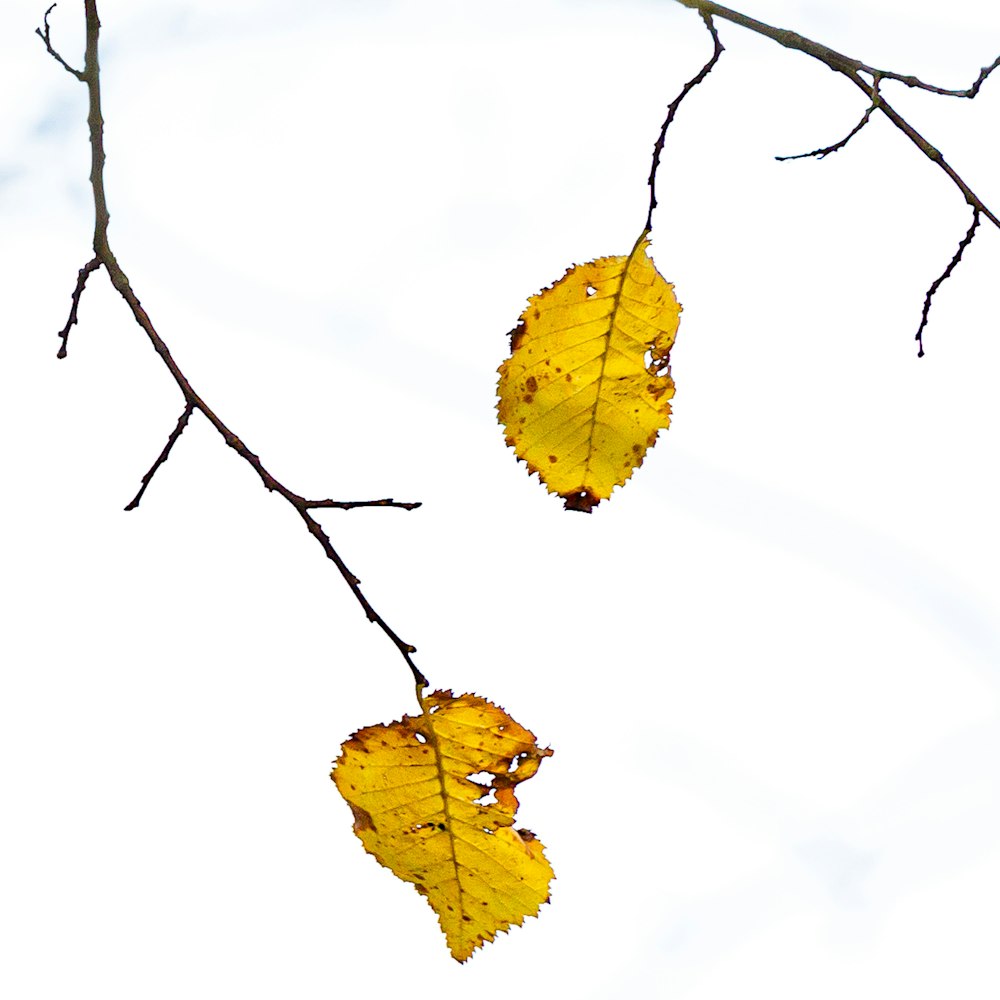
858;55;1000;99
776;83;880;161
35;4;84;79
124;402;195;510
915;209;980;358
646;12;724;232
40;1;426;688
304;498;423;511
56;256;100;357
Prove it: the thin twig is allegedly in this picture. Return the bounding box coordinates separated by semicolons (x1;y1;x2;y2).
859;56;1000;99
915;209;980;358
646;11;724;231
776;79;880;160
304;498;423;511
35;3;84;79
56;256;100;357
124;402;195;510
39;2;426;688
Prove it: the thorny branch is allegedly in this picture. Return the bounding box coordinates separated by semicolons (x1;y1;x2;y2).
672;0;999;353
38;1;427;688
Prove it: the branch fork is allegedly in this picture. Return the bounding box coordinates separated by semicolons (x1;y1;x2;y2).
670;0;999;354
39;1;426;687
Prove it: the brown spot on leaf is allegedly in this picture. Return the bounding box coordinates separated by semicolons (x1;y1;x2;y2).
509;322;526;352
548;455;557;464
348;802;375;834
522;394;534;404
525;376;538;393
562;489;599;513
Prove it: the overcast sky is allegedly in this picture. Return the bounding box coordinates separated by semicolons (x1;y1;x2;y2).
3;0;1000;996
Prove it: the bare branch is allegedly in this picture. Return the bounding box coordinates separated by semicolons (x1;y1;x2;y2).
776;81;880;161
672;1;1000;228
646;12;724;232
124;402;195;510
35;4;85;80
674;1;862;74
673;0;1000;348
44;1;427;688
55;257;100;358
859;55;1000;99
844;78;1000;231
304;498;423;511
915;209;981;358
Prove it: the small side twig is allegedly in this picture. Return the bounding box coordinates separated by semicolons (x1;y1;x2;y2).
56;256;100;358
914;208;980;358
124;402;195;510
645;11;724;231
859;56;1000;99
35;3;84;79
776;79;880;161
304;498;423;511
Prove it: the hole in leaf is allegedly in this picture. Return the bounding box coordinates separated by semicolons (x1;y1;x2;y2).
467;771;494;785
414;732;427;744
508;753;527;773
586;285;597;296
644;347;670;375
475;788;498;806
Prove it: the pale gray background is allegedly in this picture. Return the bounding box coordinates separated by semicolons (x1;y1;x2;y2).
2;0;999;996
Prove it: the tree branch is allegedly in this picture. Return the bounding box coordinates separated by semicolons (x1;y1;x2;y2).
673;0;999;351
124;402;195;510
858;56;1000;99
915;209;980;358
55;256;100;357
35;3;84;79
39;2;426;688
304;498;423;511
776;79;880;161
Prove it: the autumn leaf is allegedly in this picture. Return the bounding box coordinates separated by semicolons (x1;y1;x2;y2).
497;230;681;511
331;688;554;962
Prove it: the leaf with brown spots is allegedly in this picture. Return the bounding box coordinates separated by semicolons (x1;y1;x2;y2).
497;230;681;511
331;688;553;962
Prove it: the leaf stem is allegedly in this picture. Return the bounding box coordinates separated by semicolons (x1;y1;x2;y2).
646;12;724;232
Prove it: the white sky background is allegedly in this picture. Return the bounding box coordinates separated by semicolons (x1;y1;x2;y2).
2;0;1000;995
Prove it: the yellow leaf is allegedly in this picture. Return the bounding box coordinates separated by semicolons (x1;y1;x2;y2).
497;231;681;511
331;688;554;962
